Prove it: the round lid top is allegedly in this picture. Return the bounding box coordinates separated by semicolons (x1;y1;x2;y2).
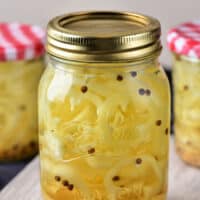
47;11;162;63
0;23;45;61
167;20;200;59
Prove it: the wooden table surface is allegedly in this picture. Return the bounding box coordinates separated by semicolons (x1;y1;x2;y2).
0;138;200;200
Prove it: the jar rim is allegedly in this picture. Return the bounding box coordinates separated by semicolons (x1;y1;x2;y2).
47;11;162;63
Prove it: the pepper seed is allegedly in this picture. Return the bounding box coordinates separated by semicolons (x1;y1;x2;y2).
183;85;189;91
146;89;151;96
55;176;61;182
19;104;26;111
136;158;142;165
165;128;169;135
130;71;137;77
62;180;69;187
68;184;74;190
156;120;162;126
154;70;160;75
138;88;145;95
81;86;88;93
117;75;123;81
88;147;95;154
112;176;120;181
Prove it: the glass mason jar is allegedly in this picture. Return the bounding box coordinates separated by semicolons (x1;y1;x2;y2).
39;11;170;200
0;23;45;161
167;21;200;166
173;54;200;166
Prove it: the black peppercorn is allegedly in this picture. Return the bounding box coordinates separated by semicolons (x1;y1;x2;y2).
81;86;88;93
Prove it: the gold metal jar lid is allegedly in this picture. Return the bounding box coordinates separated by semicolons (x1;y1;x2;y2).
47;11;162;63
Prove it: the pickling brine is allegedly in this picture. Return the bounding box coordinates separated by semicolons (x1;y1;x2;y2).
173;55;200;166
0;23;45;161
39;59;170;200
39;11;170;200
167;21;200;166
0;59;44;160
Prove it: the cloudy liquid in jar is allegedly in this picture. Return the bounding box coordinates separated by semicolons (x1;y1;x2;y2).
0;58;44;161
39;61;170;200
173;55;200;166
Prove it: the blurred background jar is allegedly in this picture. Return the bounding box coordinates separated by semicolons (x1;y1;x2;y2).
39;11;170;200
0;23;45;162
167;21;200;167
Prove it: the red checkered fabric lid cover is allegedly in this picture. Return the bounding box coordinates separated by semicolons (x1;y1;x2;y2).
0;23;45;61
167;20;200;59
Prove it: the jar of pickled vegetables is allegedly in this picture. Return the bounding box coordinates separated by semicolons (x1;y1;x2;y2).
39;11;170;200
168;21;200;167
0;23;45;161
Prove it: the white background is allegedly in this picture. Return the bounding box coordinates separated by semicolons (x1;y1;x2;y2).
1;0;200;66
